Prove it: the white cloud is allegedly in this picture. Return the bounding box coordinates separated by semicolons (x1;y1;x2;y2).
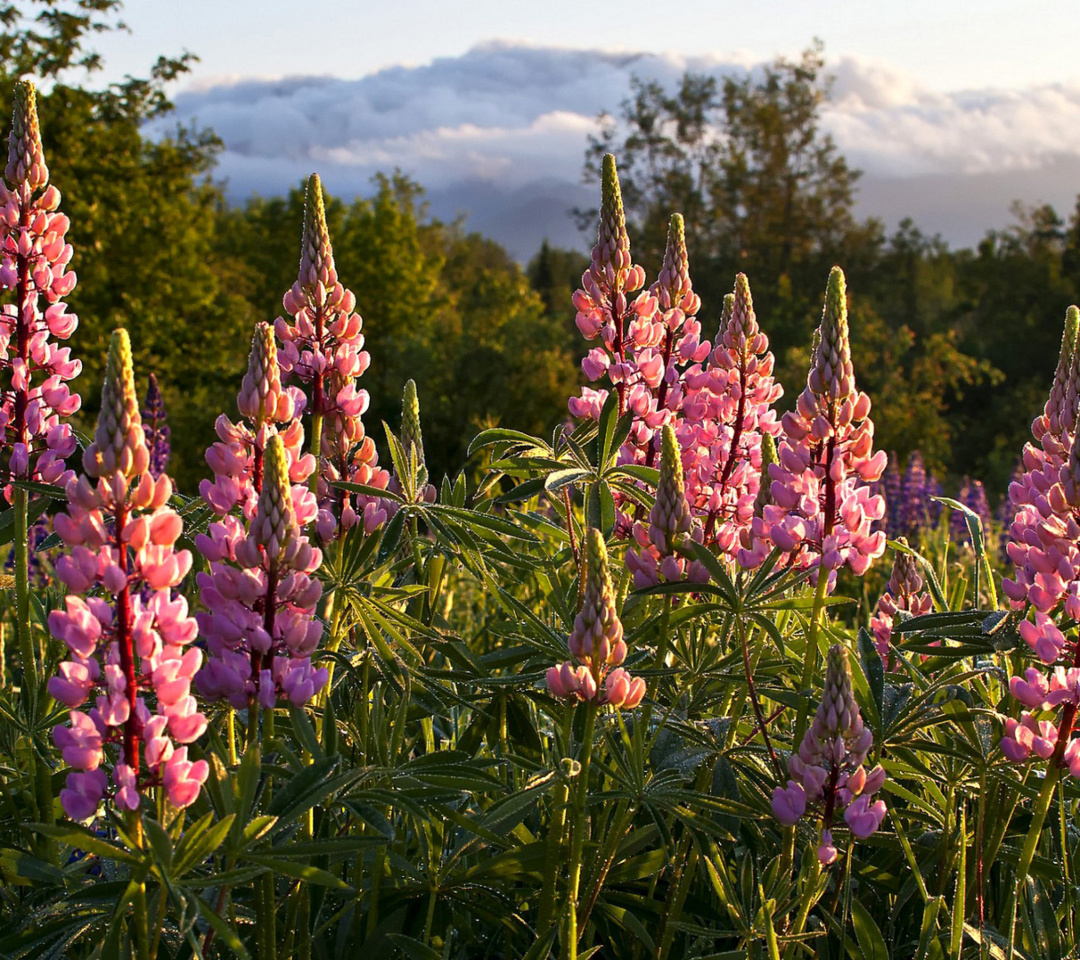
152;42;1080;256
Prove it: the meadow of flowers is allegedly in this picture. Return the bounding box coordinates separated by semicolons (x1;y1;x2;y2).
1;78;1078;960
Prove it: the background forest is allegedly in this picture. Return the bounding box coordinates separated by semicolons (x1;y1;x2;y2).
3;4;1075;501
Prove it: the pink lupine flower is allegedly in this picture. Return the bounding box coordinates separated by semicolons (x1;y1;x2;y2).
0;81;81;500
626;423;708;589
200;321;316;522
772;645;887;864
1004;307;1080;612
50;330;207;820
196;433;328;710
570;163;709;530
1000;415;1080;774
870;539;933;668
547;528;645;709
679;273;782;559
275;174;390;538
739;267;887;585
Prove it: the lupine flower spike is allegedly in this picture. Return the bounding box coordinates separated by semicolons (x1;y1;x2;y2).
276;173;389;539
548;528;645;708
197;433;327;709
389;378;435;504
681;272;782;559
201;321;315;520
626;423;707;588
772;645;887;864
570;166;708;534
142;373;170;479
739;267;887;585
1004;306;1080;614
1001;415;1080;772
870;539;933;668
0;80;81;498
49;329;206;819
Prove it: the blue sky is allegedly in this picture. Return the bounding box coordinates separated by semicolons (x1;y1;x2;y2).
74;1;1080;257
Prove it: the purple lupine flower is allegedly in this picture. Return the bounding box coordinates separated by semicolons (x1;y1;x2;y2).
141;373;170;480
899;451;929;536
5;513;49;586
997;459;1023;564
878;454;902;536
772;644;887;864
950;477;992;544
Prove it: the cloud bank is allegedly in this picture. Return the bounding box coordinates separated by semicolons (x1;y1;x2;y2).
154;42;1080;258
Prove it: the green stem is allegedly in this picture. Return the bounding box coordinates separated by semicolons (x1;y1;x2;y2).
1005;763;1061;958
783;849;823;959
793;573;831;749
565;703;598;960
538;712;573;933
308;412;323;496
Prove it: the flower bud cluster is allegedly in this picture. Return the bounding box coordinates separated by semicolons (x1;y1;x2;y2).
547;528;645;709
626;424;708;588
739;268;887;585
0;81;81;499
274;174;389;539
870;541;932;666
569;164;709;509
679;273;782;559
772;645;887;864
196;387;327;708
49;330;206;819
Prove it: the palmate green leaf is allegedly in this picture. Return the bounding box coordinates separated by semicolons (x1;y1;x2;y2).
468;427;551;456
243;854;351;889
31;822;140;865
332;479;406;503
494;475;548;504
172;811;235;877
850;899;890;960
267;756;365;823
544;466;593;493
429;503;541;543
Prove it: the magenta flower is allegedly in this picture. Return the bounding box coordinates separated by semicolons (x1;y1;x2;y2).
570;163;709;532
1003;307;1080;614
1000;418;1080;776
547;528;645;709
274;174;389;539
679;273;782;559
200;321;316;522
49;330;206;819
870;540;933;668
0;80;81;498
772;645;887;864
739;267;887;586
196;433;327;710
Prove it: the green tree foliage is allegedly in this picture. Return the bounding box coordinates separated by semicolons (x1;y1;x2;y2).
584;43;1030;493
218;177;579;484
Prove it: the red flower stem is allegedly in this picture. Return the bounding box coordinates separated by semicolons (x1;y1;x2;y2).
114;502;139;775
